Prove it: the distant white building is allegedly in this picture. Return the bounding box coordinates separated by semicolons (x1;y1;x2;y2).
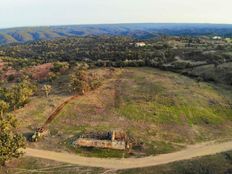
212;36;222;40
135;42;146;47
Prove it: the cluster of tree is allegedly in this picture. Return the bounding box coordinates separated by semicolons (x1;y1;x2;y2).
45;61;70;82
0;77;37;110
50;61;69;73
1;36;231;69
0;57;42;70
0;36;175;66
68;63;102;95
1;36;232;85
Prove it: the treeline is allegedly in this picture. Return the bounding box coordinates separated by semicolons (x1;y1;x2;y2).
0;57;42;70
1;36;232;67
1;36;232;85
0;36;175;64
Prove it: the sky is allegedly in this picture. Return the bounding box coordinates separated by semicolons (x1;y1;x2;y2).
0;0;232;28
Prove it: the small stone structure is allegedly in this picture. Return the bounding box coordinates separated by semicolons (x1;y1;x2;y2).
74;131;128;150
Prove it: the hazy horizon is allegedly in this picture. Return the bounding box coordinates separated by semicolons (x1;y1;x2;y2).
2;22;232;30
1;0;232;29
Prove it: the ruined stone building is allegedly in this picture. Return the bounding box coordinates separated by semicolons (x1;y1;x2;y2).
74;131;128;150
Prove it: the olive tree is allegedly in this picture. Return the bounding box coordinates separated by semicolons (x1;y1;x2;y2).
0;114;26;166
6;77;36;109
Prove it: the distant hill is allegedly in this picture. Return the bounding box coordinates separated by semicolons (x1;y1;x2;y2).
1;23;232;45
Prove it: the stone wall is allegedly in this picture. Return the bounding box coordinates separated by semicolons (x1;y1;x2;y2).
75;138;126;150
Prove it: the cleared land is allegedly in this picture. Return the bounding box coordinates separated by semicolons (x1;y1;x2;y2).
15;67;232;157
1;67;232;173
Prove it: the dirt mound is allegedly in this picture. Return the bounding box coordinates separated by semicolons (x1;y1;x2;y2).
27;63;53;80
0;61;18;80
0;62;53;81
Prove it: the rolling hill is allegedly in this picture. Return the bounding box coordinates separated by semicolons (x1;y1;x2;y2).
1;23;232;45
12;67;232;158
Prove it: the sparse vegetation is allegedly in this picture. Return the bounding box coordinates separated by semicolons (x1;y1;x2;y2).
0;34;232;172
8;67;231;158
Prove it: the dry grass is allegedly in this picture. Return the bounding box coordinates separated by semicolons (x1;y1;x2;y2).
15;67;232;156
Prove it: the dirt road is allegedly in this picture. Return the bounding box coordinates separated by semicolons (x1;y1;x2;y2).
24;141;232;169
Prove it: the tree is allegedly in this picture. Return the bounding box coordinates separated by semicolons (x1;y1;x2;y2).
5;77;36;109
68;64;90;95
7;74;15;82
42;85;52;97
51;62;69;73
89;72;102;90
0;100;9;116
0;114;26;166
206;54;224;69
47;72;57;82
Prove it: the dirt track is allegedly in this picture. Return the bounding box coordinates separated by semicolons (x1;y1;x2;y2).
43;96;78;127
24;140;232;169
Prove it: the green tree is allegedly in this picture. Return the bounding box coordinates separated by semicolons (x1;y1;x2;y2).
5;77;36;109
51;62;69;73
0;114;26;166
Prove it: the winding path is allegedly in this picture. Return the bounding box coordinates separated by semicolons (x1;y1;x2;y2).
24;140;232;169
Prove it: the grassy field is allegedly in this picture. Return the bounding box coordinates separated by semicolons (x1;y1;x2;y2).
14;67;232;157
